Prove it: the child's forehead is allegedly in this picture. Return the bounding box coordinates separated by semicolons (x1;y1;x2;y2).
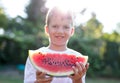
53;12;71;20
49;7;73;20
46;7;74;26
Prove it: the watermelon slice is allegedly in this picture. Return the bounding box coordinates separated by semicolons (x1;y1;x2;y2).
29;50;88;77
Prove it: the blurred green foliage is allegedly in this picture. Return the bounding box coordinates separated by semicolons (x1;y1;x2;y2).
0;0;120;78
0;7;8;28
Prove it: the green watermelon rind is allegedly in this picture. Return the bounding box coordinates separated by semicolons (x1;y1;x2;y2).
29;50;88;77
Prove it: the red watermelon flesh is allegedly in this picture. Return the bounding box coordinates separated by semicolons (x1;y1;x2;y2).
29;50;88;76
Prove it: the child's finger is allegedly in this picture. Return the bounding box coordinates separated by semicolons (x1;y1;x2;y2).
85;63;89;70
68;66;77;78
42;77;53;82
76;62;86;74
36;71;46;79
36;71;42;75
80;62;87;73
72;66;78;75
76;62;82;72
36;77;53;82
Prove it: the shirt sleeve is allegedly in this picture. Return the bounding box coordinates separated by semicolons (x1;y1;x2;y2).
24;57;36;83
82;74;86;83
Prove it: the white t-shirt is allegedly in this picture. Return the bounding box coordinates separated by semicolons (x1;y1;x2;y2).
24;47;86;83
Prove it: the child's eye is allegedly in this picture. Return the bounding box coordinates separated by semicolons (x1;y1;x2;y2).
52;25;58;28
64;26;70;30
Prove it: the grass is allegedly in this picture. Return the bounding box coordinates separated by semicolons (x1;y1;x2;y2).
0;75;23;83
86;77;120;83
0;75;120;83
0;66;24;83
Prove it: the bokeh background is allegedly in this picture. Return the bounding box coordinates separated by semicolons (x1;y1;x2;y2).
0;0;120;83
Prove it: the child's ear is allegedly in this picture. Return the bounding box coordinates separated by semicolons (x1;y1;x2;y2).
71;27;74;36
44;25;49;36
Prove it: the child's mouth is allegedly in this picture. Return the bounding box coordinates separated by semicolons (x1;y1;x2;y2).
56;36;64;39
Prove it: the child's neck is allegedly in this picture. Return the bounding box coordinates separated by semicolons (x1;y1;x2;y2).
48;45;67;51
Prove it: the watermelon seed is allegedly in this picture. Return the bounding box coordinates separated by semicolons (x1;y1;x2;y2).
38;52;42;55
41;58;75;67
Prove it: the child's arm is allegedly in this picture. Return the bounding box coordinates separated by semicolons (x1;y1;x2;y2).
69;62;89;83
24;58;37;83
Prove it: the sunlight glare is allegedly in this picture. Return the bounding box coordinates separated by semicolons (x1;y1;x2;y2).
45;0;120;33
1;0;30;18
1;0;120;33
45;0;91;26
45;0;87;13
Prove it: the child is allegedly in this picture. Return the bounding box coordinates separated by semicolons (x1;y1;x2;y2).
24;6;89;83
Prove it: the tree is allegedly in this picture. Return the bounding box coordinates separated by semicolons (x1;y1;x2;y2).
83;12;103;39
115;22;120;34
0;7;8;28
25;0;47;25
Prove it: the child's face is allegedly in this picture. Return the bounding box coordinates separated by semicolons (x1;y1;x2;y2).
45;12;74;47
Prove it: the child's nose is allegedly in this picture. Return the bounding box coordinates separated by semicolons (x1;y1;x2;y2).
57;27;64;33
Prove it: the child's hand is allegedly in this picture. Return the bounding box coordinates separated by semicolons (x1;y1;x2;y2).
69;62;89;83
34;71;53;83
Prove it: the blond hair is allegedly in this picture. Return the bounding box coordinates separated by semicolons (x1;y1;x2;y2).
45;6;74;26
